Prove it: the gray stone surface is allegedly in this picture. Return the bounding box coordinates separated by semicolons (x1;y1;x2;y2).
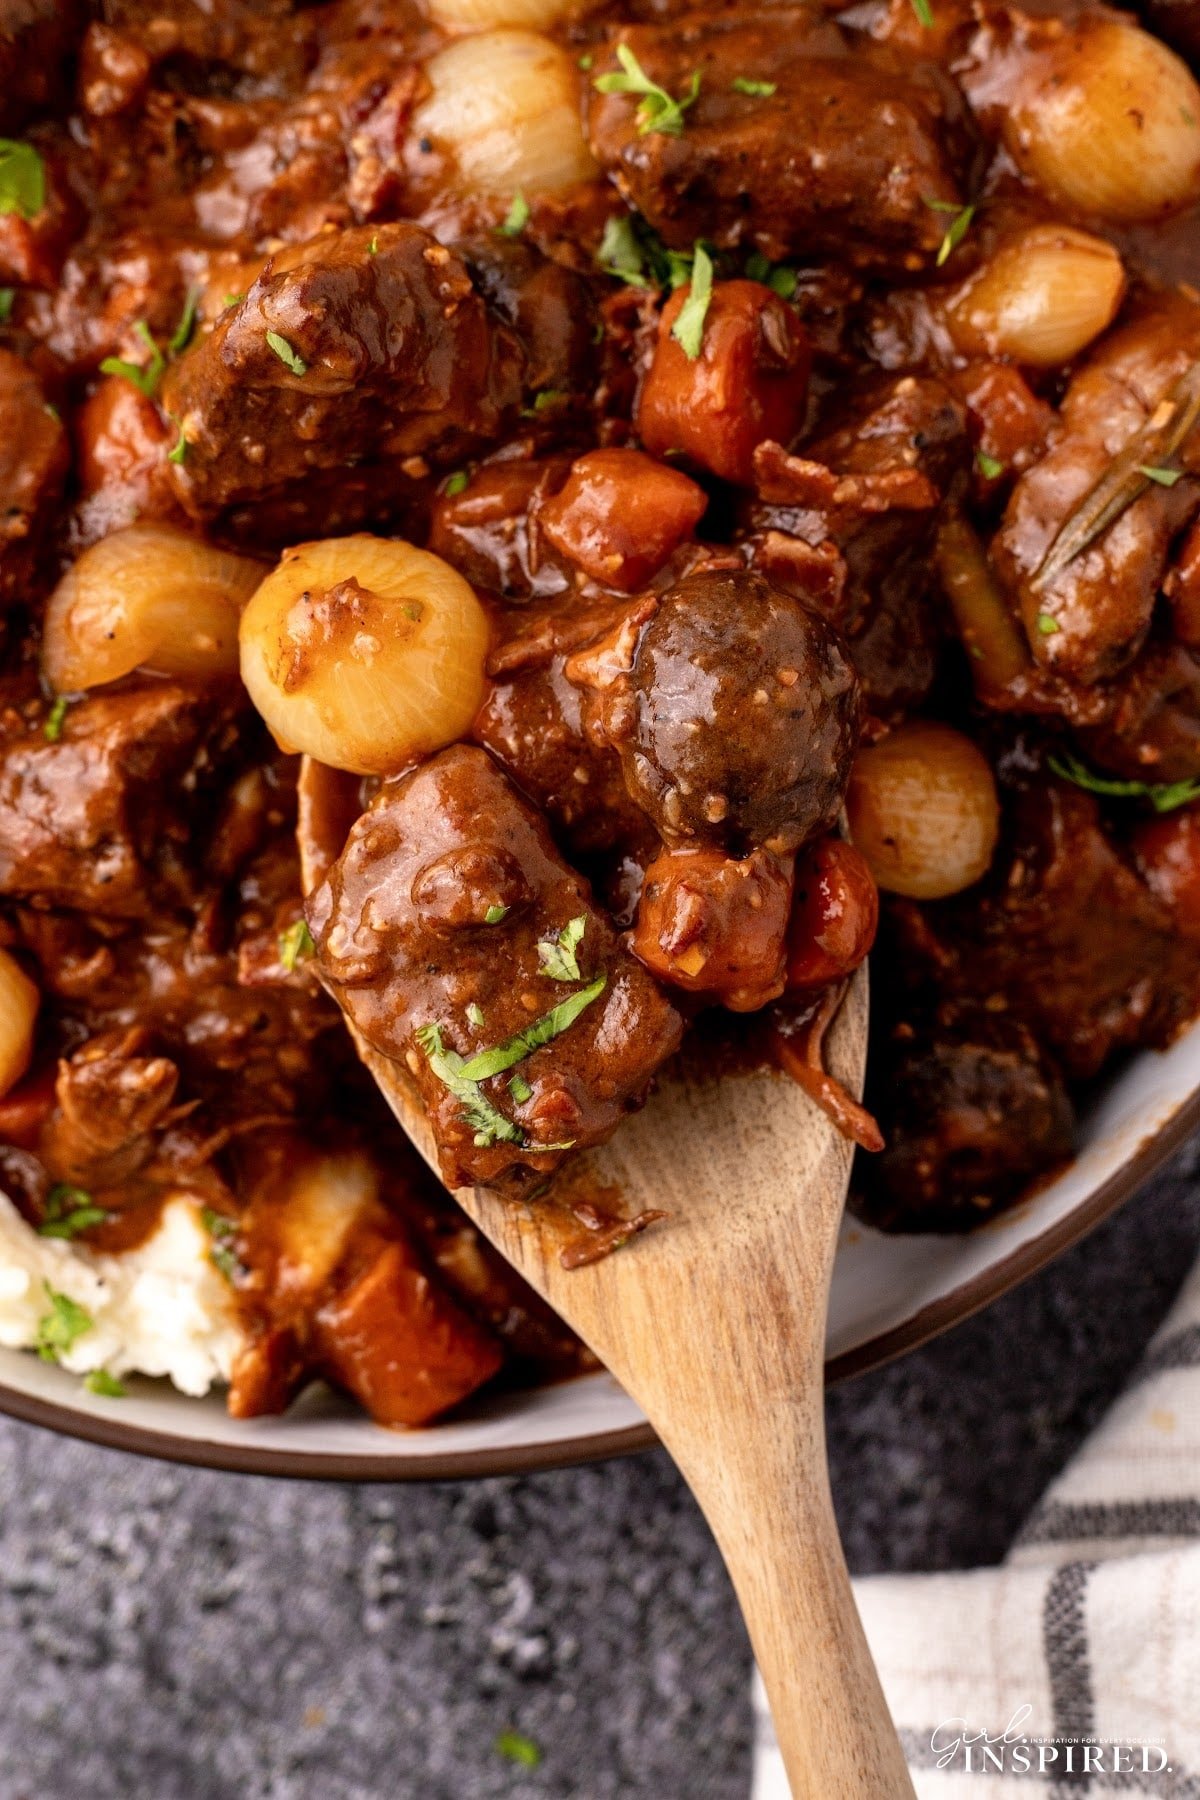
2;1138;1198;1800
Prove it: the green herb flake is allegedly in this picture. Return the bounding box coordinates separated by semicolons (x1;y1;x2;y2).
0;288;14;323
167;287;200;356
458;974;607;1083
532;388;566;413
1183;106;1197;128
767;265;797;299
509;1073;533;1103
200;1207;242;1282
671;244;714;361
466;1002;485;1028
84;1369;125;1398
39;1183;109;1239
167;425;188;465
578;50;594;69
1036;612;1060;635
483;903;509;925
976;450;1004;480
223;291;246;309
1049;750;1200;814
43;695;69;742
495;1730;541;1768
416;1023;526;1148
266;330;307;375
598;213;650;286
35;1285;93;1364
594;44;701;138
537;913;587;982
278;917;315;972
496;191;530;238
925;198;975;267
368;235;379;256
910;0;934;25
0;140;45;220
442;470;470;499
1138;464;1183;487
731;76;776;96
100;319;166;398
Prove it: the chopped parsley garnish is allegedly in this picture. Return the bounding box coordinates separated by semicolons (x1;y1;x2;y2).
1036;613;1060;635
1138;464;1183;487
483;903;509;925
537;914;587;982
43;695;70;742
39;1184;109;1239
1049;751;1200;814
466;1001;485;1027
496;191;530;238
976;450;1004;480
100;319;166;397
0;288;13;322
84;1369;125;1398
598;213;652;285
368;235;379;256
671;243;714;361
0;140;45;219
910;0;934;25
495;1730;542;1769
223;291;246;309
509;1073;533;1104
594;44;701;138
731;76;776;96
200;1207;242;1281
167;420;188;465
278;917;315;972
416;1023;525;1148
578;51;594;69
443;470;469;498
532;388;566;413
167;287;199;356
924;198;976;266
743;249;798;299
266;330;307;375
458;975;607;1082
35;1286;93;1363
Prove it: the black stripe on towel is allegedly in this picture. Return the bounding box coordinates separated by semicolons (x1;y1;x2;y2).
1045;1560;1097;1791
1020;1500;1200;1548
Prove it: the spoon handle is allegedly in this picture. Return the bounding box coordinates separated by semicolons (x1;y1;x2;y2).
682;1411;916;1800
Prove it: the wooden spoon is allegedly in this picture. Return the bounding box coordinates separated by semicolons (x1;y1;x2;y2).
299;764;915;1799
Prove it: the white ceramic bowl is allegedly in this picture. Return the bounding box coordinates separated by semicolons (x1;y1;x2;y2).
2;1021;1198;1479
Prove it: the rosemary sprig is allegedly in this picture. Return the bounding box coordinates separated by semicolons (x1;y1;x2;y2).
1032;360;1200;594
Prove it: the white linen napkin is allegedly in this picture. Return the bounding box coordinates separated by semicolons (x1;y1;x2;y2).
753;1256;1200;1797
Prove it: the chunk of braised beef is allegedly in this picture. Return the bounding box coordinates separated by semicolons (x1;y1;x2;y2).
888;777;1200;1080
0;683;246;918
585;14;966;268
37;1028;183;1197
428;457;573;601
454;236;601;398
0;347;69;606
573;569;860;854
1080;638;1200;783
991;296;1200;687
474;658;657;861
744;373;966;712
162;224;525;527
0;0;85;130
307;745;683;1190
858;1007;1073;1232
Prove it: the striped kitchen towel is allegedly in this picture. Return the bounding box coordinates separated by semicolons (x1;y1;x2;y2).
753;1255;1200;1797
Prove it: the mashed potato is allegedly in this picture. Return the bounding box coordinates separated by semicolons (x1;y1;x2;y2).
0;1192;242;1396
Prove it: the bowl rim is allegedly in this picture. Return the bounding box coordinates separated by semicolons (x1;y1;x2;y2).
2;1084;1196;1481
